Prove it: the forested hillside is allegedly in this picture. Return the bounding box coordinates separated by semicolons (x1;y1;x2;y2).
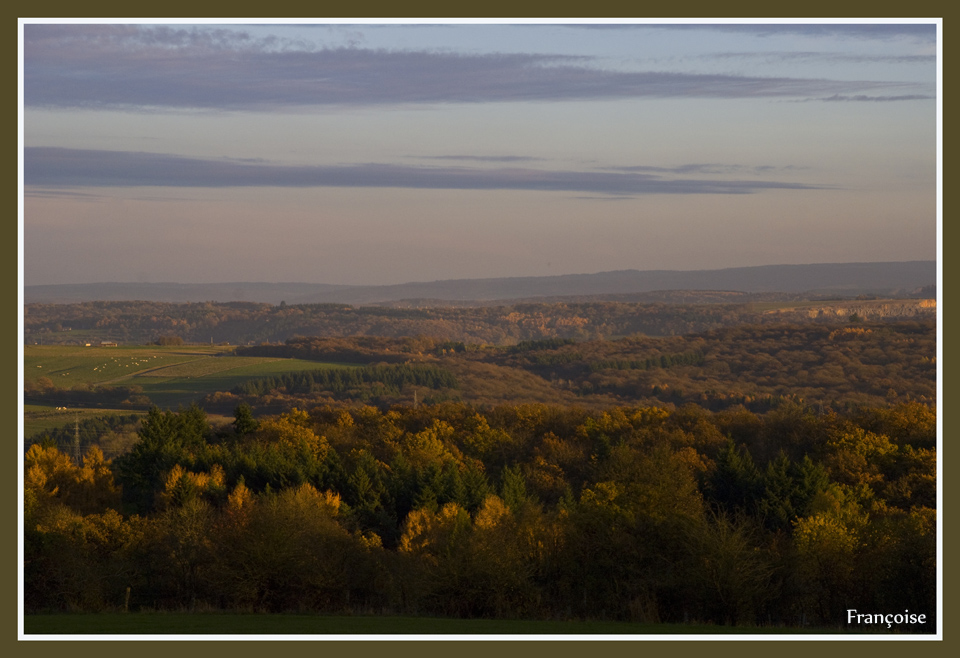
210;321;935;414
25;401;935;629
24;297;935;347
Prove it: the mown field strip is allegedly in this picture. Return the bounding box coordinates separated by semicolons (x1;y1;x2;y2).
134;356;280;378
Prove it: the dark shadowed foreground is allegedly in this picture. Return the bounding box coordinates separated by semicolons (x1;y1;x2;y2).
25;612;852;635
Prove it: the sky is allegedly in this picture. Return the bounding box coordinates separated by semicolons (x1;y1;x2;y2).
20;20;939;287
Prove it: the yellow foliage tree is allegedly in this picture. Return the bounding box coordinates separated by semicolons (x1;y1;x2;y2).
825;426;898;488
25;444;121;515
402;420;462;469
399;502;470;556
257;408;329;460
156;463;227;509
793;485;869;623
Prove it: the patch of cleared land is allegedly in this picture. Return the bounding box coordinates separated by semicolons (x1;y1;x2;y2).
24;345;359;410
134;358;358;408
22;404;146;438
24;345;231;388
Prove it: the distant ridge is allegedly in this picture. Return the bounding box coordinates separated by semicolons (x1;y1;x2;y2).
24;261;935;306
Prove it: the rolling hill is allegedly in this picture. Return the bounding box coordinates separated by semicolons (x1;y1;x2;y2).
24;261;935;305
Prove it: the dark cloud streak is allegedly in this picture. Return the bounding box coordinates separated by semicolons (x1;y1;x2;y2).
24;147;826;196
23;25;918;110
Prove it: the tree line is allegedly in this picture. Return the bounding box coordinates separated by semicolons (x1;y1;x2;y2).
232;364;459;398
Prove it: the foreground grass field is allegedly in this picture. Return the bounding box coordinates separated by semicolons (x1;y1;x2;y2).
23;613;849;636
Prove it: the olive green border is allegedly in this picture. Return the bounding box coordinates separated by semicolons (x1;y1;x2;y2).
9;5;950;657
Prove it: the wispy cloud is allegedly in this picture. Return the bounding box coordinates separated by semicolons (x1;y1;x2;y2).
647;24;937;43
24;24;920;111
24;147;827;196
706;51;936;65
794;94;935;102
415;155;546;163
569;195;636;201
605;163;804;175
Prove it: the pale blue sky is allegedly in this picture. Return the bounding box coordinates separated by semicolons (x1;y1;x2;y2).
21;21;938;286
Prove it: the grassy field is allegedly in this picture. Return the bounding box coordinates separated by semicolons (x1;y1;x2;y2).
135;357;358;408
22;404;146;438
22;613;849;636
23;344;359;410
24;345;232;388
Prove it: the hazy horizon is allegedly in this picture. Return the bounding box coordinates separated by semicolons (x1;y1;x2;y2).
22;258;937;289
22;20;939;287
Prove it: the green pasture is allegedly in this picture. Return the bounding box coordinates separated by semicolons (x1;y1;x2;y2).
134;357;358;408
22;613;848;636
24;344;232;388
23;344;359;410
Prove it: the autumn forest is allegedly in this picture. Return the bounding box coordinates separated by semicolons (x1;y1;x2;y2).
23;299;937;632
